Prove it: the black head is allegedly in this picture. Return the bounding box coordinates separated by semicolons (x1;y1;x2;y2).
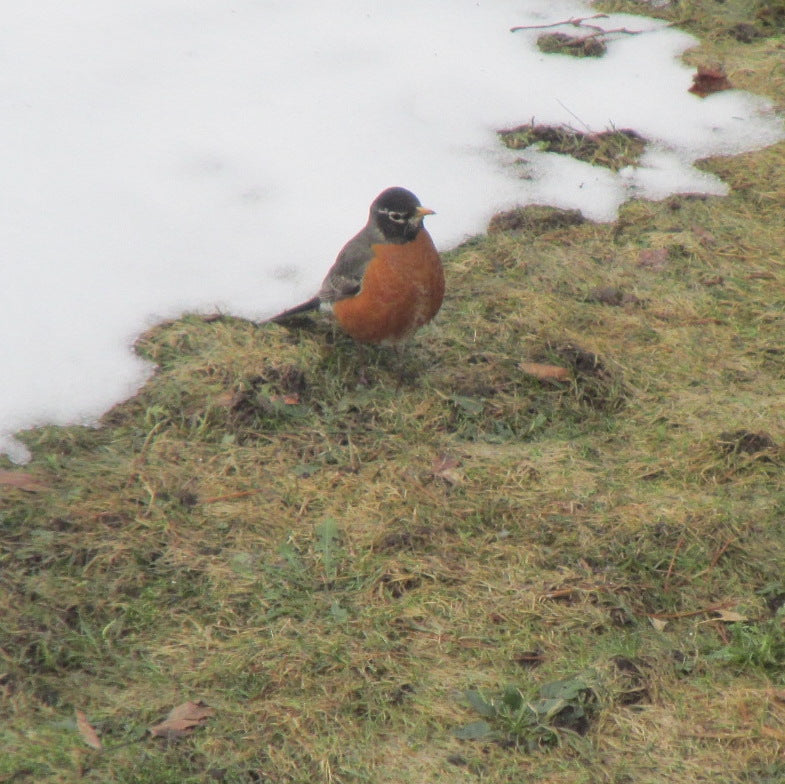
370;186;434;243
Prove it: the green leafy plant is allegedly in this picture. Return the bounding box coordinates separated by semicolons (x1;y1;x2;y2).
709;612;785;673
454;672;599;751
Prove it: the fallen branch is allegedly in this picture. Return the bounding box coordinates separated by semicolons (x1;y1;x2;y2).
510;14;643;37
511;14;610;32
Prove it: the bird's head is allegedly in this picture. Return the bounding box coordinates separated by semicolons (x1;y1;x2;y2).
370;186;435;243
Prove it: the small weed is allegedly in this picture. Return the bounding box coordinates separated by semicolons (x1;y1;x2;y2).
314;517;343;582
455;672;599;751
708;613;785;674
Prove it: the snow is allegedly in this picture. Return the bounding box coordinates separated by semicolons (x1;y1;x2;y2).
1;0;783;462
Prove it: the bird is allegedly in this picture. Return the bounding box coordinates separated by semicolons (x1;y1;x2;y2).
272;187;444;344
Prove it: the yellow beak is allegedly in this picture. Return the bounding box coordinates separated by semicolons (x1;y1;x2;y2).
416;206;436;217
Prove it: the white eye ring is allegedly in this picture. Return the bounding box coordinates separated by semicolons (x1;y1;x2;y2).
386;210;407;223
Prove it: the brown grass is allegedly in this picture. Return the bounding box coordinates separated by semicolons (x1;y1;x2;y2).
2;2;785;782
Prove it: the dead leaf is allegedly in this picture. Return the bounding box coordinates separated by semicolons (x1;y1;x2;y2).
75;709;102;751
432;454;464;485
519;362;571;382
637;247;669;270
0;470;48;493
271;393;300;405
149;700;215;739
649;616;668;632
689;66;732;97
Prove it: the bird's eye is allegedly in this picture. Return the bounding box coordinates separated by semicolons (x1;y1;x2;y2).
387;211;406;223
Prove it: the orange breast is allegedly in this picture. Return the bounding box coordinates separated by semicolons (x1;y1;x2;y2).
332;229;444;344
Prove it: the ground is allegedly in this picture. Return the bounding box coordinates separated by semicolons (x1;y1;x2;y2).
2;2;785;782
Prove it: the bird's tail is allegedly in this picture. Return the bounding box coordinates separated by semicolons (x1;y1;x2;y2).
270;296;321;323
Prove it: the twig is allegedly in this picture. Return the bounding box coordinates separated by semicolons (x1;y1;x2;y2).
542;587;579;600
663;535;685;592
708;537;736;569
510;14;642;37
689;536;737;581
510;14;609;32
648;601;735;620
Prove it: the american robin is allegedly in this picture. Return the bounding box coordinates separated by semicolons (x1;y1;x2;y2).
273;187;444;344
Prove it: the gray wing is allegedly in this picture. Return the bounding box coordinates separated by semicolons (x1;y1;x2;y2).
318;225;379;304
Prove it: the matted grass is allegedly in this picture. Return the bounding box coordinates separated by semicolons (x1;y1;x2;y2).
3;4;785;782
498;124;646;171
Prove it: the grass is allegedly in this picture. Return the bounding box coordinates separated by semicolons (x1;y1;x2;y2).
3;2;785;782
498;125;646;171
